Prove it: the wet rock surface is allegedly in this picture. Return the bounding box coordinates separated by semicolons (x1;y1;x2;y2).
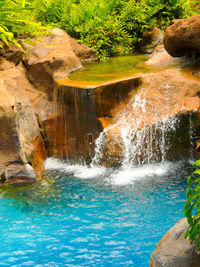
0;29;98;184
137;27;163;54
150;218;200;267
1;22;200;181
164;15;200;57
5;162;36;186
95;68;200;166
47;76;141;161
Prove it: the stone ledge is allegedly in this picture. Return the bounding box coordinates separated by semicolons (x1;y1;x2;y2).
150;218;200;267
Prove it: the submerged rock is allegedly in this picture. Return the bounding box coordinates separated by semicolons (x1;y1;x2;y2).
164;15;200;57
150;218;200;267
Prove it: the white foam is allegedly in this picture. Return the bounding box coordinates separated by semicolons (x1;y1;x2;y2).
45;158;106;179
45;158;184;186
92;87;181;166
110;163;170;186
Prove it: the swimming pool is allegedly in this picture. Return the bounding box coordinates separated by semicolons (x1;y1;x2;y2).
0;159;192;266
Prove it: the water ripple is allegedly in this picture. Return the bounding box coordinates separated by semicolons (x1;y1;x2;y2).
0;159;193;266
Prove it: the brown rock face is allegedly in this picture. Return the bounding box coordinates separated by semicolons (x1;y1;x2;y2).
150;218;200;267
95;68;200;166
164;15;200;57
0;43;23;66
0;29;98;184
21;28;97;95
46;76;141;162
0;61;47;183
137;27;163;54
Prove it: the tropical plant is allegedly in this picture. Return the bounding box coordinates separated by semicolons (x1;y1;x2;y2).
184;160;200;252
0;0;195;57
0;0;37;48
30;0;193;59
190;0;200;13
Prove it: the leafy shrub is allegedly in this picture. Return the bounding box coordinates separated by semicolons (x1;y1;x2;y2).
0;0;37;48
190;0;200;13
0;0;195;58
31;0;193;59
184;160;200;252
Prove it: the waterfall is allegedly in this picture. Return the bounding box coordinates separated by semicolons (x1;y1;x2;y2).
50;83;101;163
50;73;197;167
92;86;196;167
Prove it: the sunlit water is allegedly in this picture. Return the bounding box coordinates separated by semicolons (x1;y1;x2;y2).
70;55;149;82
0;158;193;266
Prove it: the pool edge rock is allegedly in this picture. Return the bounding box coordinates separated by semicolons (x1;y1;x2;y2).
0;29;98;185
150;218;200;267
164;15;200;57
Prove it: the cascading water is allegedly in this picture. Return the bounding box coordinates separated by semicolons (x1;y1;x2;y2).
92;87;190;168
51;77;197;169
1;55;199;267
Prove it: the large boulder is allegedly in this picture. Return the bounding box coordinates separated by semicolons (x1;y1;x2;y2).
150;218;200;267
164;15;200;57
21;28;97;94
0;60;47;184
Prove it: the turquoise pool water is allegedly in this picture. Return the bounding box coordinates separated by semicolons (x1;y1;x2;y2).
0;159;192;266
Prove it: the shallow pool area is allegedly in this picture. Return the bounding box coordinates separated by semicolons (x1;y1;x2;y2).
69;54;149;82
0;159;193;266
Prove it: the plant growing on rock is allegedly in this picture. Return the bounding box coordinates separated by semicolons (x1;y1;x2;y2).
184;160;200;252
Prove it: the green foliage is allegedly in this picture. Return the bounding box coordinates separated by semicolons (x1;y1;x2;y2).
190;0;200;13
0;0;42;48
31;0;193;59
184;160;200;252
0;0;195;57
0;0;30;47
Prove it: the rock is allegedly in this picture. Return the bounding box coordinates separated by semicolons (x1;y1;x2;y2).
21;28;97;94
95;68;200;166
145;45;187;68
65;32;98;63
150;218;200;267
5;161;36;186
0;28;98;184
164;15;200;57
137;27;163;54
0;60;47;182
45;76;141;161
0;43;23;66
